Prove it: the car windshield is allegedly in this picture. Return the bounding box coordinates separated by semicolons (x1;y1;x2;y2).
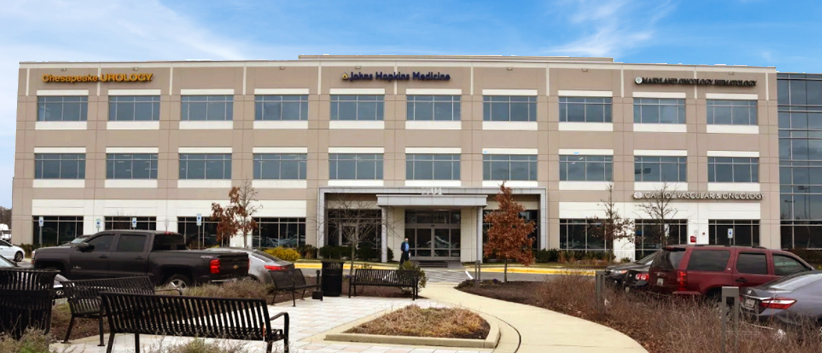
637;251;658;265
0;239;11;247
767;272;822;292
0;256;14;267
70;237;87;244
251;250;283;262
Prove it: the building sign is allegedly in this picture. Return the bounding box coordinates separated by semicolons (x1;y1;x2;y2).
632;191;763;200
421;187;443;196
634;76;756;87
342;71;450;82
43;73;154;83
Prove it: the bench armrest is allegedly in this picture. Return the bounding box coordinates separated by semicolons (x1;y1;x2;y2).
269;311;289;322
156;287;184;296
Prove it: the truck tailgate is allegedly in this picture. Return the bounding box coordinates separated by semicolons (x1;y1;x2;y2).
213;252;250;280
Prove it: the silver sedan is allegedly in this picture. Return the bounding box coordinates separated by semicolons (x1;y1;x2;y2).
204;247;294;284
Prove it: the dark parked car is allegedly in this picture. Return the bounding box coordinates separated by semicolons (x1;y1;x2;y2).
32;230;249;288
605;251;659;285
649;245;813;299
741;271;822;329
623;268;651;292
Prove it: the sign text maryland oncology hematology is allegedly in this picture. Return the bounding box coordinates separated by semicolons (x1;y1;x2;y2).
342;71;451;82
634;76;756;87
42;73;154;83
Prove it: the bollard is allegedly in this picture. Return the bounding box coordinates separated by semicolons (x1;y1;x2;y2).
474;260;480;286
720;286;740;353
595;270;606;310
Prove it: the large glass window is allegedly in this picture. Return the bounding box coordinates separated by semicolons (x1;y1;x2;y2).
559;155;613;181
254;154;307;180
708;220;760;246
177;217;218;248
179;154;231;180
329;154;383;180
31;216;83;246
254;218;306;248
406;154;460;180
634;156;687;182
407;95;460;121
109;96;160;121
559;219;606;252
330;95;384;121
181;95;233;121
707;100;757;125
559;97;612;123
708;157;759;183
106;154;158;179
633;98;685;124
482;154;537;181
634;220;688;259
37;96;88;121
104;216;156;231
35;154;85;179
483;210;540;250
255;95;308;121
482;96;537;122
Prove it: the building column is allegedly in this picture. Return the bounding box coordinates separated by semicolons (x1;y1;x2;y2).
476;206;484;264
381;206;388;263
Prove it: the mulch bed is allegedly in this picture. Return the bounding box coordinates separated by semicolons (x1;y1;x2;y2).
346;305;489;339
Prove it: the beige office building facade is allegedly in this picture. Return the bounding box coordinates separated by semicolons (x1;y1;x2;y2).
13;55;779;261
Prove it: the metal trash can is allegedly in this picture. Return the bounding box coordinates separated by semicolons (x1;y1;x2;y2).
321;260;344;297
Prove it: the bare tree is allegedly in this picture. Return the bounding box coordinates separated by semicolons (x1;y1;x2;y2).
0;207;12;227
587;183;634;264
635;183;679;248
320;195;396;276
211;181;261;248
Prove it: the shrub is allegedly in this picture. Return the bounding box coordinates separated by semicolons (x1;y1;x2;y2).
264;247;300;262
319;245;352;259
145;338;247;353
0;329;54;353
297;244;318;259
535;249;559;263
183;280;271;303
400;261;427;288
387;247;394;262
356;243;378;260
789;248;822;265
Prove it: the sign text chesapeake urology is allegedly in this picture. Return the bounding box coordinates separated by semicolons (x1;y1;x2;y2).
42;73;154;83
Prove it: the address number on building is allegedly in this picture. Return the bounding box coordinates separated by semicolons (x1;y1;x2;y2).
422;188;443;196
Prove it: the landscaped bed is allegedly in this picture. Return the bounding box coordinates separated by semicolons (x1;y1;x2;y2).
346;305;489;339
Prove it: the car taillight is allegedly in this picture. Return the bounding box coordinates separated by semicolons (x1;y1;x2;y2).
636;273;649;281
210;259;221;274
760;298;796;310
676;271;687;291
264;265;284;271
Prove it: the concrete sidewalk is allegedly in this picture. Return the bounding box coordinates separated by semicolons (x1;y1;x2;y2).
422;284;648;353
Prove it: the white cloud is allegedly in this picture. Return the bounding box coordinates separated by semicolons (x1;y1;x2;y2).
548;0;676;58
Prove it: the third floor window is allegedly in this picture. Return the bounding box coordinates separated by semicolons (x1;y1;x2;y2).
559;97;612;123
707;100;757;125
634;98;685;124
559;155;613;181
253;154;307;180
330;95;384;121
106;154;158;179
483;96;537;122
406;154;460;180
634;156;687;182
35;154;85;179
482;154;537;181
179;154;232;180
255;95;308;121
406;95;460;121
37;96;87;121
329;154;383;179
109;96;160;121
181;95;233;121
708;157;759;183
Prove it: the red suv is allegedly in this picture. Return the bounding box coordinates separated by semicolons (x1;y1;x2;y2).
649;245;813;298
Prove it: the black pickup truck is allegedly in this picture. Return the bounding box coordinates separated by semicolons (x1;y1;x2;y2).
32;230;248;288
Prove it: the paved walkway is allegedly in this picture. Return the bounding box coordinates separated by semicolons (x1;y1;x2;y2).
421;284;648;353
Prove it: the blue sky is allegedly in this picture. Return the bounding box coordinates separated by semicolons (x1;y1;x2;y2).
0;0;820;207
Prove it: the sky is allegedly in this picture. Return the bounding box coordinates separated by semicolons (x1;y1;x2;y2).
0;0;821;208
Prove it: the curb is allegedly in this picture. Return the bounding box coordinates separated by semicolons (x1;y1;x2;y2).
482;268;596;276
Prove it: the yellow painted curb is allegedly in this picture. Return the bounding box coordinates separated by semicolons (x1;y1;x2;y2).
294;263;395;270
482;267;595;276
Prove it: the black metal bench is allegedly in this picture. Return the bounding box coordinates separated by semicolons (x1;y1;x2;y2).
60;276;183;346
0;268;58;339
349;269;419;300
268;269;321;306
101;292;289;353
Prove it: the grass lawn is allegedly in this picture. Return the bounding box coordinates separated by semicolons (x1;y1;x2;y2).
346;305;489;339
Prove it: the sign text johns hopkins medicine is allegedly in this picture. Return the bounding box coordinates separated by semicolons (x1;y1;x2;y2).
342;71;450;82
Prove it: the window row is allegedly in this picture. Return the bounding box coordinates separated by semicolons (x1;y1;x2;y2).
34;153;761;183
36;95;759;125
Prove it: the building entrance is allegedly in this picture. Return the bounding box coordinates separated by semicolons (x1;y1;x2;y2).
405;210;460;260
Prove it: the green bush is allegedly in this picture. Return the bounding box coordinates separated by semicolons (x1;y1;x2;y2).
0;329;55;353
264;247;300;262
356;243;378;260
320;245;353;259
535;249;559;263
400;261;427;288
297;244;318;259
789;248;822;265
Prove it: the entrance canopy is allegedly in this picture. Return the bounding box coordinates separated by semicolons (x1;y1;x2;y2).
376;194;488;207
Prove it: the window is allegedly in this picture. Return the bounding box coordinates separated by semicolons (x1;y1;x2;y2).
483;210;540;250
634;156;687;182
254;218;306;248
152;233;186;251
708;157;759;182
37;96;88;121
634;220;688;259
707;100;757;125
483;96;537;122
329;154;383;180
330;95;384;121
326;210;381;248
86;234;115;252
106;154;158;179
253;154;307;180
181;95;233;121
406;154;460;180
255;95;308;121
31;216;83;246
736;253;768;275
35;154;85;179
709;220;759;246
406;95;460;121
559;155;613;181
559;219;606;252
653;249;686;270
482;154;537;181
179;154;231;180
104;217;156;231
633;98;685;124
115;234;147;252
109;96;160;121
773;255;810;276
177;217;218;248
686;250;730;272
559;97;612;123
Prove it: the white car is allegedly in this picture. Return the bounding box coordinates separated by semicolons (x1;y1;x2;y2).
0;239;24;262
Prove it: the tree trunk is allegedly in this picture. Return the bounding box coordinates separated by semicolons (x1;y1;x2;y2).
349;246;356;276
504;259;508;283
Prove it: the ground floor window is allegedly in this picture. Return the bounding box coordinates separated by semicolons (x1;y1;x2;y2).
325;209;381;250
634;220;688;259
483;210;540;250
780;222;822;249
178;216;218;248
254;218;305;248
32;216;83;246
104;216;156;231
709;220;759;246
559;219;605;252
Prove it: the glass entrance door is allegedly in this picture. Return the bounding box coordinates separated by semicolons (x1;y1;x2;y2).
405;210;460;260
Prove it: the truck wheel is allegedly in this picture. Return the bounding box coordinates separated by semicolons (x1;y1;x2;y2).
13;252;23;262
165;274;192;289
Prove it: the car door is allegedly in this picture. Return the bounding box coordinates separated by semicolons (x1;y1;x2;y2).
0;240;14;259
733;251;771;287
107;233;150;278
69;233;115;279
